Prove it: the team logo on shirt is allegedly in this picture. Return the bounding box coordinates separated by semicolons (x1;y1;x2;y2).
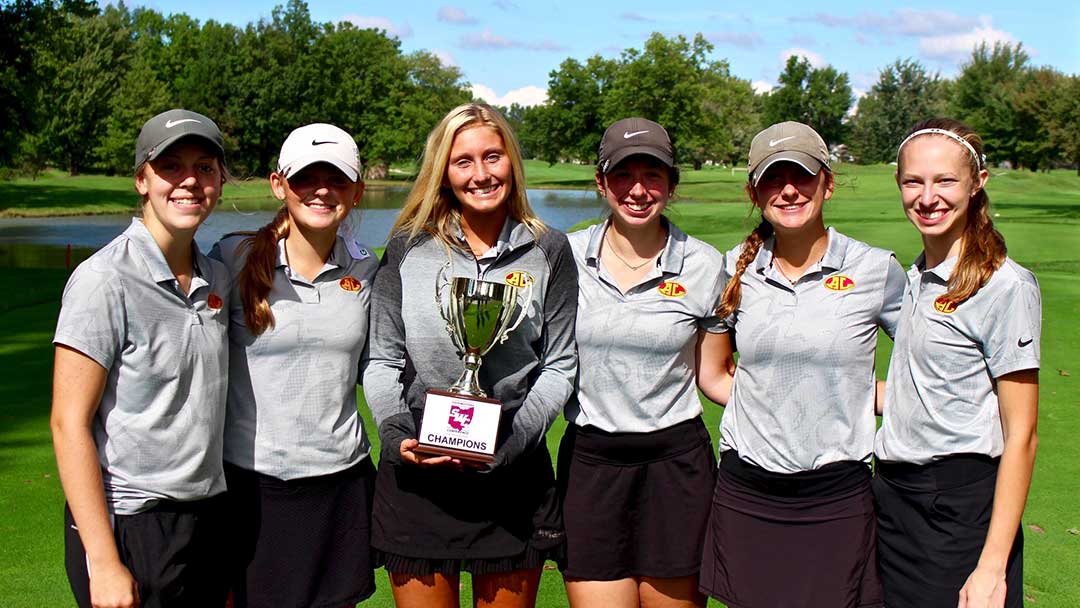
207;293;223;309
505;270;533;288
933;296;958;314
339;276;362;292
823;275;855;291
447;405;474;432
657;281;687;297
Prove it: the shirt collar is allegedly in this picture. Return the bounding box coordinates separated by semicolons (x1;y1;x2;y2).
454;215;522;259
753;226;845;275
124;218;209;285
585;217;684;274
913;252;958;282
276;235;351;276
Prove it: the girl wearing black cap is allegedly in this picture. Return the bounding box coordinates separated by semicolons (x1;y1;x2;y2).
210;123;378;607
559;118;731;608
698;121;905;607
874;118;1040;608
51;109;231;608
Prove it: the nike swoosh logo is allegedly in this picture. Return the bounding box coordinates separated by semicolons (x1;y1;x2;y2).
165;119;200;128
312;140;337;146
769;136;796;147
1018;337;1033;347
623;130;649;139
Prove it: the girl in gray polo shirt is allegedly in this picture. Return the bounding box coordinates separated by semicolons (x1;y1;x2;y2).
51;109;231;608
874;118;1040;608
699;122;904;608
210;124;379;607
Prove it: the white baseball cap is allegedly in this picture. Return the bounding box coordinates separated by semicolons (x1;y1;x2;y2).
276;123;361;182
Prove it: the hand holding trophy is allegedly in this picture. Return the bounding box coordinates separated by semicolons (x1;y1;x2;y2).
415;264;532;463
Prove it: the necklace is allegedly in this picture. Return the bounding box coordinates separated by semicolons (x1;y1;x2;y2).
604;233;659;271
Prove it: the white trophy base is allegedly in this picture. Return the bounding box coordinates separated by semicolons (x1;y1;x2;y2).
416;390;502;463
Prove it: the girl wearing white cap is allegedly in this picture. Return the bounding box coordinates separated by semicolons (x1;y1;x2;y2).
51;109;231;608
210;123;378;607
364;103;577;607
559;117;730;608
698;121;905;607
874;118;1040;608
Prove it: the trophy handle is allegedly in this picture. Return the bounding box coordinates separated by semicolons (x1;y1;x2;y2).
435;262;465;352
497;279;533;346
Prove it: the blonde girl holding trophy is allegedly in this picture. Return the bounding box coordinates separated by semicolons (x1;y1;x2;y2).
364;103;578;608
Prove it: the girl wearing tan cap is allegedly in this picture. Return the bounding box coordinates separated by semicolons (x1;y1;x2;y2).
699;121;905;608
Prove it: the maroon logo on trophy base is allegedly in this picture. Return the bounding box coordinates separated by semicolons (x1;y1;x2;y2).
448;405;474;432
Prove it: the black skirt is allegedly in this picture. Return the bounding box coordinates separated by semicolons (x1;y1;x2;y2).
224;459;377;608
372;441;564;575
874;454;1023;608
699;451;883;608
557;417;716;580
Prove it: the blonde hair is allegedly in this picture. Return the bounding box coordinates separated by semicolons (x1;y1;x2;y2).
389;103;545;245
897;117;1005;305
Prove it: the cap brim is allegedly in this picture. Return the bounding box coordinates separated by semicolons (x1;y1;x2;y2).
280;155;360;182
602;146;674;173
144;133;225;164
751;151;823;186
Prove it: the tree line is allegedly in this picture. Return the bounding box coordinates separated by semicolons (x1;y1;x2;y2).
3;0;1079;179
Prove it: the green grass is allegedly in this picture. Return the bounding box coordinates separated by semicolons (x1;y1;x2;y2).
1;164;1078;606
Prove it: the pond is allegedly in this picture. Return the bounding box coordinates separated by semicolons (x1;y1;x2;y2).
0;186;609;268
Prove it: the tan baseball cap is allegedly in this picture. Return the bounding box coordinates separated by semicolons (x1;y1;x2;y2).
747;121;830;186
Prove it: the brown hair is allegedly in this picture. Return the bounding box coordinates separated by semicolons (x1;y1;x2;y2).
898;118;1005;304
389;103;545;246
237;206;290;335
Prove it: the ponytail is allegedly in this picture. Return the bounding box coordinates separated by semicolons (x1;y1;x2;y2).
238;205;291;335
717;219;773;318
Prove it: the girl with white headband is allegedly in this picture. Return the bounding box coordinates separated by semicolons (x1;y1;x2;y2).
875;117;1041;608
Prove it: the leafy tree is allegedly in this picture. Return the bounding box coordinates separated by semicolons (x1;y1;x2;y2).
762;55;853;146
950;42;1032;168
849;59;948;163
534;56;617;164
1046;75;1080;175
1012;67;1064;172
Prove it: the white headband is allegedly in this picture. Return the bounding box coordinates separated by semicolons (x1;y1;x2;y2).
896;128;985;169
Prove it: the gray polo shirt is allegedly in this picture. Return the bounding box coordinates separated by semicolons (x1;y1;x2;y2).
565;219;726;433
875;255;1041;465
211;235;378;480
718;227;906;473
53;219;229;515
363;218;578;469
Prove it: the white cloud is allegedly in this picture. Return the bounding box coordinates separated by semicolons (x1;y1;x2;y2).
344;15;413;38
780;47;826;68
432;49;457;67
919;25;1016;61
706;31;762;49
751;80;773;95
460;29;567;51
438;6;477;25
471;84;548;107
620;12;654;22
793;10;983;37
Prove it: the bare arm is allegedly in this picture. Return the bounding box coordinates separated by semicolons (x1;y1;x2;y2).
51;345;139;608
958;369;1039;608
875;379;886;416
695;330;735;406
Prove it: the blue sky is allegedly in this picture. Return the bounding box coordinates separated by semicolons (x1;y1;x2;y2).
123;0;1080;106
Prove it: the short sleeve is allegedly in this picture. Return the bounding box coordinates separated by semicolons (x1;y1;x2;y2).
878;255;907;339
698;256;729;334
53;262;126;370
982;276;1041;378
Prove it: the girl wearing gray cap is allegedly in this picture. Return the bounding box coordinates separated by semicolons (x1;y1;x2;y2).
699;121;905;607
559;117;730;608
363;103;577;607
874;118;1040;608
210;123;378;607
51;109;231;608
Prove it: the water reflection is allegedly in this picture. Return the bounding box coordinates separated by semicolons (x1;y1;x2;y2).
0;186;608;268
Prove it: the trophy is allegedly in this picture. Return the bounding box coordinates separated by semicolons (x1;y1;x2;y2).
415;266;533;462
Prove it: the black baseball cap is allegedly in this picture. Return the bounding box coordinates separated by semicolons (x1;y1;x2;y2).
597;117;674;174
134;109;225;171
